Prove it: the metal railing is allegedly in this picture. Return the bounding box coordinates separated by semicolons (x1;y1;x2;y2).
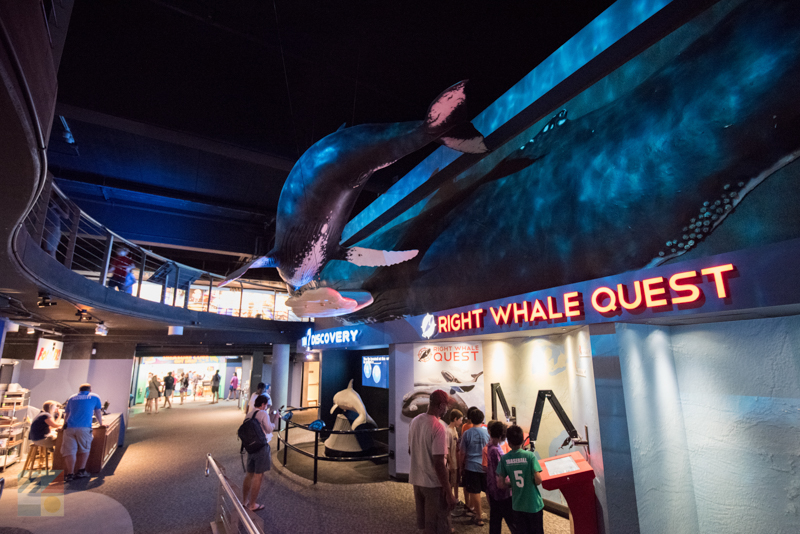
205;454;264;534
275;407;391;484
23;179;311;322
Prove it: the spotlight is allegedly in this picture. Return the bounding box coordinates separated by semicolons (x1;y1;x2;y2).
37;296;56;308
76;310;92;322
27;327;35;334
95;322;108;336
306;352;313;360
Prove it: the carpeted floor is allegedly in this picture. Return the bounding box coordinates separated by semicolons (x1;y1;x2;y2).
0;400;571;534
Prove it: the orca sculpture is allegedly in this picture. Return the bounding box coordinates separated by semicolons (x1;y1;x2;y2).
220;81;488;316
331;379;376;430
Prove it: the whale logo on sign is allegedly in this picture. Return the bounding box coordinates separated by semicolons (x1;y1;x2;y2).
421;313;437;339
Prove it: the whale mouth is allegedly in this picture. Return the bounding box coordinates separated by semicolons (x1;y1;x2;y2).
647;150;800;268
286;288;373;317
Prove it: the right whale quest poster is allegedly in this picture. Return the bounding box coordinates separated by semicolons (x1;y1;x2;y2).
403;342;485;421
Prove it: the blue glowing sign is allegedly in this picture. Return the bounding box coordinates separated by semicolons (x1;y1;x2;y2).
301;328;361;348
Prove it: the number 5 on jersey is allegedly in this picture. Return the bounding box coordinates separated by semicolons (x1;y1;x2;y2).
514;470;524;488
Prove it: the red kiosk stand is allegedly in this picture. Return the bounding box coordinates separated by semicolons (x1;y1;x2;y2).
540;451;598;534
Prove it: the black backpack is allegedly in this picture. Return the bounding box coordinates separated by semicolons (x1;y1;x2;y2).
237;413;267;454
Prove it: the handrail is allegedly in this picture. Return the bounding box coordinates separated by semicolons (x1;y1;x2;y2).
23;180;312;322
276;412;390;484
205;453;263;534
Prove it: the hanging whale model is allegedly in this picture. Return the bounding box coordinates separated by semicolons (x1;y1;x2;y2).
331;379;376;430
220;81;488;316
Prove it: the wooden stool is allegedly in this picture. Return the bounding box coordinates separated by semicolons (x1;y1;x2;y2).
22;444;53;475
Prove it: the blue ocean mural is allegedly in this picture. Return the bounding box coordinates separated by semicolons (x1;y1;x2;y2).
315;0;800;323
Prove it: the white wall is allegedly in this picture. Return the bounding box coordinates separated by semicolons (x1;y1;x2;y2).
389;343;415;478
616;315;800;534
18;358;135;426
616;323;700;534
670;316;800;534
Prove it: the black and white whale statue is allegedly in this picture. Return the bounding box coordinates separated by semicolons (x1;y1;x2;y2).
221;81;488;316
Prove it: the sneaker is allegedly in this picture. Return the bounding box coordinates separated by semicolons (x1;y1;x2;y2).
64;473;75;482
75;469;90;478
450;508;465;517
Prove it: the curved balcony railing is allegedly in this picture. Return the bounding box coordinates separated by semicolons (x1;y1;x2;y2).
24;178;311;323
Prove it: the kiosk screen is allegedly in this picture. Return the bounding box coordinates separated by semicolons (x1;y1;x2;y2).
544;456;580;476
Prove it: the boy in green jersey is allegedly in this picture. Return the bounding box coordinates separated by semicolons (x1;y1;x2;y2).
495;425;544;534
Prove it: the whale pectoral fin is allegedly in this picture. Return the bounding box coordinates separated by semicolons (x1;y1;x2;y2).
331;404;338;414
436;122;489;154
219;256;277;287
345;247;418;267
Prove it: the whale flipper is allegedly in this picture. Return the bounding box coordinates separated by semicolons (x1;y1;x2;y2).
436;122;489;154
345;246;418;267
218;255;278;287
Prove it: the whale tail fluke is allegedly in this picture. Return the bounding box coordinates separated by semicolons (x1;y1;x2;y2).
345;246;418;267
218;255;278;287
425;80;489;154
436;122;489;154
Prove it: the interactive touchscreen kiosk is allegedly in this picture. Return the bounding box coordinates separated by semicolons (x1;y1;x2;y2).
540;451;597;534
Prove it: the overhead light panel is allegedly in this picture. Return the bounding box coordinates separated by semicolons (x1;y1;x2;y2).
27;327;35;334
168;326;184;335
95;322;108;336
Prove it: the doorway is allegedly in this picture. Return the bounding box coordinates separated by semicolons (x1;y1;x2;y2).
302;361;320;407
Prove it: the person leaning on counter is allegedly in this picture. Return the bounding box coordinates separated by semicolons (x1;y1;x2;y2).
62;383;103;482
28;400;62;448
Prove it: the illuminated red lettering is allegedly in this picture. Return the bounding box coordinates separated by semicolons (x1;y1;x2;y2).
490;304;513;325
472;309;486;328
438;315;448;333
642;277;668;307
513;301;530;323
451;314;461;331
547;296;563;319
531;300;548;321
669;271;701;304
592;287;618;313
563;292;582;317
461;312;472;330
617;281;643;310
701;264;735;298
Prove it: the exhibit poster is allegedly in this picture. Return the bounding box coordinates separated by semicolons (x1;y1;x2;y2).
362;355;389;389
33;338;63;369
403;342;485;420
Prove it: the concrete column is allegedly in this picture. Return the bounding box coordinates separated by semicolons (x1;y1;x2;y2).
249;351;264;396
270;344;290;410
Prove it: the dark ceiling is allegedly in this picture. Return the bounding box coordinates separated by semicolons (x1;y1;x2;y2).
48;0;615;274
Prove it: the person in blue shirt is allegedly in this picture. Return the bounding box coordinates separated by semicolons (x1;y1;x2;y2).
62;383;103;482
458;408;490;526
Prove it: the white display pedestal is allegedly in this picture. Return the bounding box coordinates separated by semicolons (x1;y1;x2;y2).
324;414;375;457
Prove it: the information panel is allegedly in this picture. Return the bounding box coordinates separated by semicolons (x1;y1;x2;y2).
362;355;389;389
545;456;580;476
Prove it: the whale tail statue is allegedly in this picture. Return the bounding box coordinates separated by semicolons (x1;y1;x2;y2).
331;379;376;430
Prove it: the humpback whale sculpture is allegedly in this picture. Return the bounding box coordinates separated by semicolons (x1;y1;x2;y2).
331;379;376;430
220;81;488;316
